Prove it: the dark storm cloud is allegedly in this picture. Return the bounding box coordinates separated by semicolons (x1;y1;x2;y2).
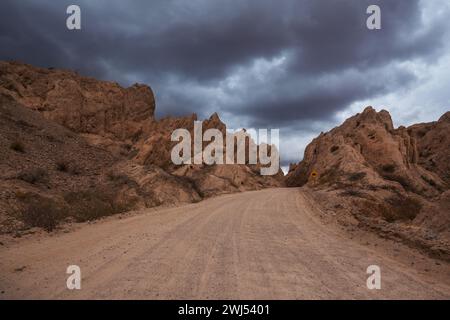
0;0;449;162
231;61;419;127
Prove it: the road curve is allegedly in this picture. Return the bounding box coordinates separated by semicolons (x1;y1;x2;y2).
1;188;449;299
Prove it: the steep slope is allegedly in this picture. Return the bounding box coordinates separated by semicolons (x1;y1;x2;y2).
286;107;450;259
0;61;155;157
0;93;201;234
408;112;450;186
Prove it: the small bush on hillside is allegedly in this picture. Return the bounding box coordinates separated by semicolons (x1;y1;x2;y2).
18;193;62;232
17;168;48;184
381;164;396;173
421;175;437;188
10;141;25;153
64;190;130;222
339;189;365;198
348;172;366;182
56;160;69;172
56;160;82;175
380;195;422;222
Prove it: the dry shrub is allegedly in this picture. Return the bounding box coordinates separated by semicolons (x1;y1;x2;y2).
381;164;396;173
18;193;62;232
421;175;438;189
64;190;130;222
56;160;69;172
382;174;413;192
56;160;81;175
17;168;48;184
339;189;366;198
16;189;133;231
348;172;366;181
380;195;422;222
10;141;25;153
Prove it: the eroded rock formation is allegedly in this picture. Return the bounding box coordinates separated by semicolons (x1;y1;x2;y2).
286;106;450;259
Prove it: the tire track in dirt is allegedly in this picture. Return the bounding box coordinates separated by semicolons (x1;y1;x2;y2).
1;188;449;299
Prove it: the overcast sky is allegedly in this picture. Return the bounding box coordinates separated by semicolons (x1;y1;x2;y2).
1;0;449;171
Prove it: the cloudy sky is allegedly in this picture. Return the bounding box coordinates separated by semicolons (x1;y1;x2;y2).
1;0;449;171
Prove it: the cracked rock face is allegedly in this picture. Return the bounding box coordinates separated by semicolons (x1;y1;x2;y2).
408;112;450;186
0;61;155;142
286;106;447;197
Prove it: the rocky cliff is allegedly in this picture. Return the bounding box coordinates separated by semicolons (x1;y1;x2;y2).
0;61;155;140
286;107;450;259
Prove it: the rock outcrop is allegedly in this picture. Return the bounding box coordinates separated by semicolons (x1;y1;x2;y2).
0;92;201;233
286;107;450;260
286;107;447;195
0;61;155;141
408;112;450;186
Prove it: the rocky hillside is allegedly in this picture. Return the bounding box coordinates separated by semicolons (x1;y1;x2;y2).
286;107;450;260
0;61;155;155
0;61;282;234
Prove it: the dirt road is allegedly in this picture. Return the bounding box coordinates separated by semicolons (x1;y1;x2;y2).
1;188;449;299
